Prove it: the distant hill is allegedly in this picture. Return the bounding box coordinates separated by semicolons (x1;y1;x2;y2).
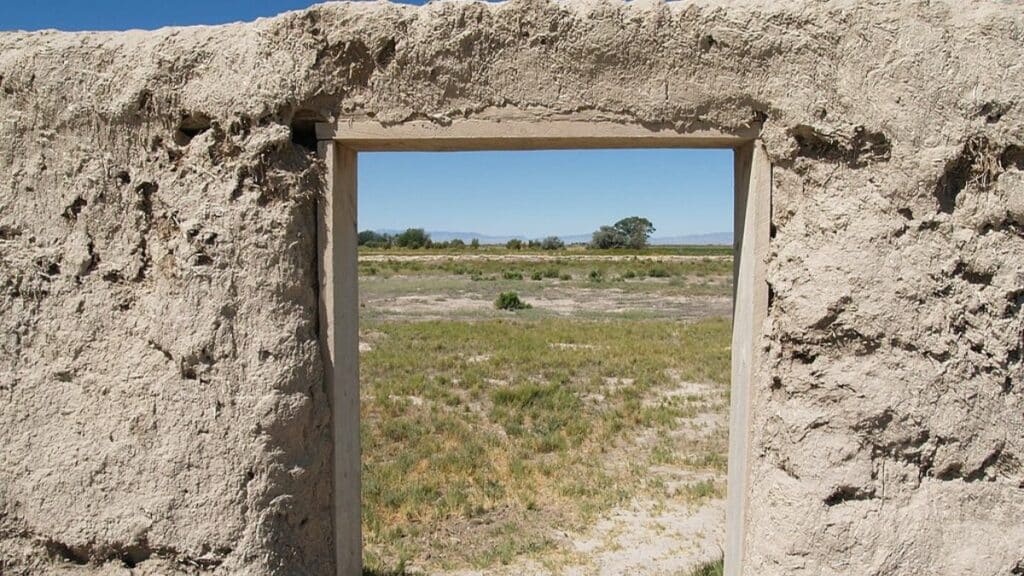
372;229;732;246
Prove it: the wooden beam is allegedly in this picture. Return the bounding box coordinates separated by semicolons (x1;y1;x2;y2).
317;118;755;151
318;141;362;576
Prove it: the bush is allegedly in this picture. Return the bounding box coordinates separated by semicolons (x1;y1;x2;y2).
689;557;724;576
503;270;524;280
541;236;565;250
647;265;671;278
623;270;637;279
588;269;604;283
531;271;543;281
542;267;560;279
495;291;531;311
449;238;466;249
470;238;480;249
506;239;523;250
559;273;572;281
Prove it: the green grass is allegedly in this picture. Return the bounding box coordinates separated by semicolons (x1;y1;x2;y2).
360;317;731;571
687;557;725;576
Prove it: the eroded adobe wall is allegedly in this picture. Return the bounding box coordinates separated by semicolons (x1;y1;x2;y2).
0;1;1021;574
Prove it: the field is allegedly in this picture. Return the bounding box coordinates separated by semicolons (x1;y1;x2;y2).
359;247;733;575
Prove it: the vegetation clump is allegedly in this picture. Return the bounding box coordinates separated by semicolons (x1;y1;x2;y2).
540;236;565;250
494;291;531;310
590;216;656;249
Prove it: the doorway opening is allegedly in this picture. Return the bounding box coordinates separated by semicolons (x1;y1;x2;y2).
316;118;770;576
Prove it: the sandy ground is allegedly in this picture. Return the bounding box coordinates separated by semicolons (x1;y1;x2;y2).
444;499;725;576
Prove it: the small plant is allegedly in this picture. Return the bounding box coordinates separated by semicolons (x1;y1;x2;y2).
531;271;543;281
647;265;671;278
688;556;724;576
559;273;572;281
495;292;531;311
588;269;604;283
503;270;524;280
623;269;637;279
542;267;560;279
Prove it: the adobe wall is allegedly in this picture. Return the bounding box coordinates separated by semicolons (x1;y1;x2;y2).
0;1;1021;574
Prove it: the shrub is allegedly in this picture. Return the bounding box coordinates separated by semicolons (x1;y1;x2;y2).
470;238;480;249
502;270;524;280
588;269;604;283
506;239;523;250
689;557;724;576
495;292;531;311
559;273;572;281
541;236;565;250
542;267;560;279
647;265;671;278
449;238;466;249
531;271;543;281
623;270;637;279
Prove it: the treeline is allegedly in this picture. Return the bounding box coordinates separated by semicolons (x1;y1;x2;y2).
357;229;468;249
357;229;566;250
358;217;656;250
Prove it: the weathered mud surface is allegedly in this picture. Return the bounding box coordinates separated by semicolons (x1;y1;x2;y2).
1;0;1022;574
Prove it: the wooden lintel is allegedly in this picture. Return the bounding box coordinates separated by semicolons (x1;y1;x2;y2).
316;119;755;151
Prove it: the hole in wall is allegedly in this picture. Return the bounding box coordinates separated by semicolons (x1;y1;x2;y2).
290;110;325;152
62;197;87;221
1002;145;1024;170
374;37;397;69
173;112;212;146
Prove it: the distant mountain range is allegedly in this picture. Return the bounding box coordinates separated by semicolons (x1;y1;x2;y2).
372;229;733;246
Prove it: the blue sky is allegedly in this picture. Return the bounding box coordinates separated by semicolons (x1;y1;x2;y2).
361;150;733;238
5;1;735;238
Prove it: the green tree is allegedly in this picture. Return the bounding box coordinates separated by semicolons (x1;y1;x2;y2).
358;230;392;248
590;217;656;249
358;230;385;246
590;225;628;249
613;217;656;249
506;239;524;250
394;228;430;249
470;238;480;249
